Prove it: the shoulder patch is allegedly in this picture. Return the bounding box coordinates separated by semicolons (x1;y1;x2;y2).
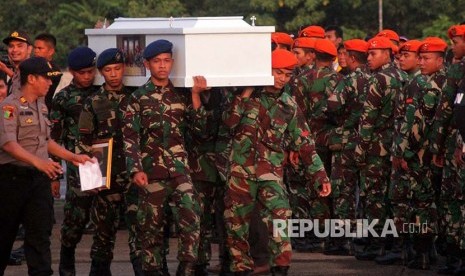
3;105;15;120
405;98;414;104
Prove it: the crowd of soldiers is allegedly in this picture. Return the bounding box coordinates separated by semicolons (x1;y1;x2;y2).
1;20;465;276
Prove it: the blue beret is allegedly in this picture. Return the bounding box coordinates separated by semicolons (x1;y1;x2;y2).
143;39;173;60
68;46;96;70
97;48;125;69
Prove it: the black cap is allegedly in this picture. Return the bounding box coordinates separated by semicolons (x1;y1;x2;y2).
3;30;31;45
20;57;62;79
143;39;173;60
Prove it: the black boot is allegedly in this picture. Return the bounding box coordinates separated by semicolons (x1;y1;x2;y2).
10;245;25;261
355;238;385;261
270;266;289;276
143;270;165;276
375;237;403;265
161;256;170;276
176;262;195;276
324;238;354;256
437;243;461;274
131;256;144;276
8;254;22;266
89;259;112;276
453;250;465;275
59;245;76;276
407;235;431;270
194;264;208;276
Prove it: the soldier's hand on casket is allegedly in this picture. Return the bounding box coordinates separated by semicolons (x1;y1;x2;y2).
192;76;209;94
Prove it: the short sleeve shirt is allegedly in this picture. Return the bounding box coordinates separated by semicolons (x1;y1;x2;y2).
0;92;51;166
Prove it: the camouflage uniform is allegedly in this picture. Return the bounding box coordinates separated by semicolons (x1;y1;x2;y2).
123;80;204;272
327;66;370;221
185;90;224;267
49;82;99;250
292;66;342;227
78;85;140;265
391;69;446;235
223;86;328;272
354;62;408;229
430;59;465;254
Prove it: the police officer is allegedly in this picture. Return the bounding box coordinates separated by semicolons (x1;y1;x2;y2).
122;39;208;275
0;30;33;95
77;48;143;275
0;56;91;275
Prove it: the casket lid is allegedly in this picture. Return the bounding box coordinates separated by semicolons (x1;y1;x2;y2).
85;16;274;35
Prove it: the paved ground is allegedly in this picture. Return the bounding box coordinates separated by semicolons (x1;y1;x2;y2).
5;199;446;276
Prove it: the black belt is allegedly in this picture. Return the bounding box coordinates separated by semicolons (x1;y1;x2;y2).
0;163;38;175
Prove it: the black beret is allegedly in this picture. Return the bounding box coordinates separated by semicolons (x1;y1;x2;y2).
97;48;125;69
20;57;62;79
3;30;31;45
143;39;173;60
68;46;96;70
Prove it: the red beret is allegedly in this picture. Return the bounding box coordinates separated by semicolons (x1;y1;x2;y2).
419;37;448;53
298;25;325;38
447;25;465;39
314;39;337;56
343;39;368;53
376;29;400;43
367;37;394;50
292;37;317;49
272;49;298;69
272;32;293;47
399;40;422;52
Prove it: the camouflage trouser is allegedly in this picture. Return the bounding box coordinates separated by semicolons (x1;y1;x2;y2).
390;154;437;234
193;179;222;265
138;175;200;271
224;176;292;272
285;165;311;219
90;192;123;262
359;155;390;229
441;132;464;247
60;168;94;248
442;146;465;248
330;148;358;220
124;184;142;262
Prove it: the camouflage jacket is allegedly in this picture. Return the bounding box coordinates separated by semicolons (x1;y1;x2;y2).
78;85;133;192
393;70;421;144
355;62;408;161
185;89;224;183
123;79;206;181
430;59;465;155
294;65;343;146
49;81;99;152
393;69;446;160
327;66;370;148
223;85;328;189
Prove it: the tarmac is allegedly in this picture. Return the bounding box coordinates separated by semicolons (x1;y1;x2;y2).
4;193;446;276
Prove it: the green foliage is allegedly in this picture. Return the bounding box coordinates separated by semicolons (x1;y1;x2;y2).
422;15;454;41
0;0;465;67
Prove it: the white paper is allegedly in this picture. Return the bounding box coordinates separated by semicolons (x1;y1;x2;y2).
79;157;105;191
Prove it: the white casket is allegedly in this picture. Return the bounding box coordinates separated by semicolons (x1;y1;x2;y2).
85;16;275;87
